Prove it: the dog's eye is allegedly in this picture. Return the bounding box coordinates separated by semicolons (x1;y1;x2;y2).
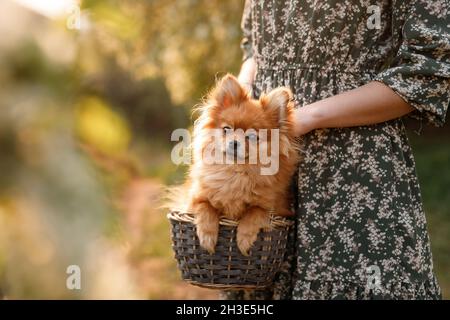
246;133;258;141
222;126;232;134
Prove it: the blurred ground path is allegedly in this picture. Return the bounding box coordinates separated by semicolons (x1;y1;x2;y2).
120;178;218;299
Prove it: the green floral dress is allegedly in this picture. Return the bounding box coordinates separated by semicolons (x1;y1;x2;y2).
223;0;449;300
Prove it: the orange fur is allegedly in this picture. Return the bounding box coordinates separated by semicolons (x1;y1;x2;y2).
186;74;300;255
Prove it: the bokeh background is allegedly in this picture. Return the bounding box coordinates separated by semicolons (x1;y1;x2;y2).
0;0;448;299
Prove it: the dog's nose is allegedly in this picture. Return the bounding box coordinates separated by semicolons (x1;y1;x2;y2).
228;140;240;150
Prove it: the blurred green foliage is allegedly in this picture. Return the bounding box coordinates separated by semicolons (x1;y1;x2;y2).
410;135;450;298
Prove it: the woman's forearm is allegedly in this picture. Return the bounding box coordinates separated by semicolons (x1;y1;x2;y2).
236;62;412;135
237;57;257;91
294;81;414;136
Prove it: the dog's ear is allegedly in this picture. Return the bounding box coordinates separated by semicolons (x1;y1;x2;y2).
260;87;293;124
210;74;247;107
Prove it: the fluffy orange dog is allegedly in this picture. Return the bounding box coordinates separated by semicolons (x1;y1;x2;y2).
187;74;299;255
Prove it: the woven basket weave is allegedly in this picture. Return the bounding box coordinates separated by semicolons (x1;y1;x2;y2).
168;210;293;290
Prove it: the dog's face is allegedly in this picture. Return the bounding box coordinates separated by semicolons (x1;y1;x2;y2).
217;94;271;160
193;74;294;166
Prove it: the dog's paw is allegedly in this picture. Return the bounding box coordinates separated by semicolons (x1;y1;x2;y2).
236;228;259;256
196;227;218;254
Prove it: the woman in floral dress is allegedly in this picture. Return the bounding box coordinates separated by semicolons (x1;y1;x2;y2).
224;0;449;299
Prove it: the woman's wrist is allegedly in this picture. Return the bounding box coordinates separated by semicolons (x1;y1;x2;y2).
294;103;323;136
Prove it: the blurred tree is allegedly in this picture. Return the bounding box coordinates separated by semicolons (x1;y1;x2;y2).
81;0;244;107
81;55;189;140
0;9;138;298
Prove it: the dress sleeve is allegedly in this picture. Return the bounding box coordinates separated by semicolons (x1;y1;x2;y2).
240;0;254;62
374;0;450;127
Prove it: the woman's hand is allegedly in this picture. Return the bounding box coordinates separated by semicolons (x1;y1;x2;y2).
293;81;414;136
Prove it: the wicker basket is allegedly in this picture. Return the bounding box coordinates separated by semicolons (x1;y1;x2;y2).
167;210;293;290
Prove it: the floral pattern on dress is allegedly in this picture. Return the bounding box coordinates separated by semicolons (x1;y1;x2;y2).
223;0;449;300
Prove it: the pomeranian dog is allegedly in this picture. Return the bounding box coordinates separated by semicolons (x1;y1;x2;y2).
185;74;299;255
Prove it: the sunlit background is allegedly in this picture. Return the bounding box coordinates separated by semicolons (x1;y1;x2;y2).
0;0;448;299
